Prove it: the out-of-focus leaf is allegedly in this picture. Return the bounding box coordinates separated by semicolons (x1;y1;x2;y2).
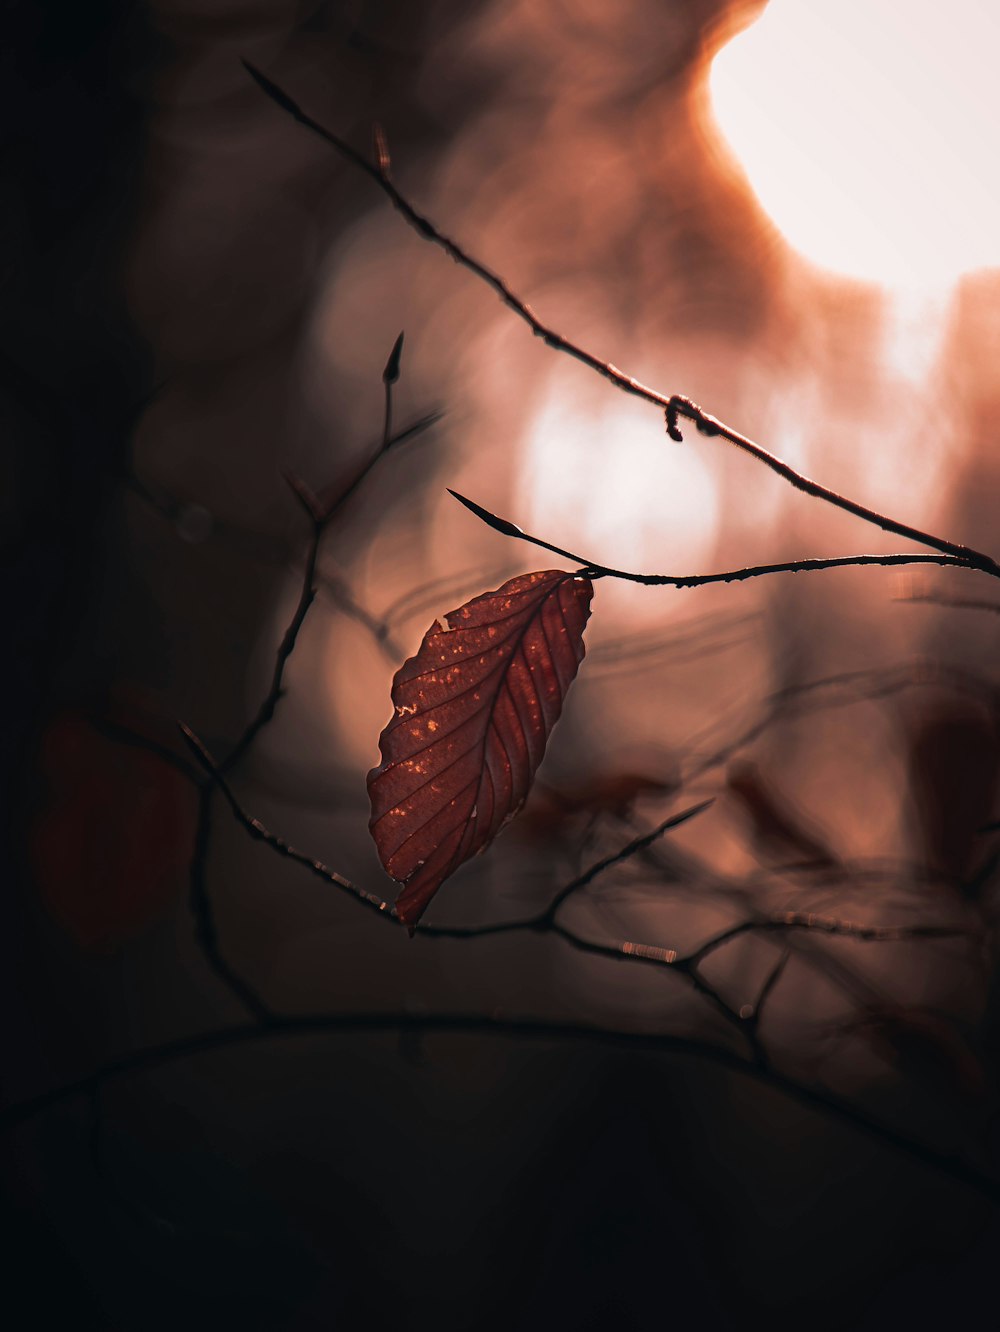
727;759;838;870
848;1005;985;1098
906;699;1000;889
29;703;198;949
515;770;678;843
368;569;594;927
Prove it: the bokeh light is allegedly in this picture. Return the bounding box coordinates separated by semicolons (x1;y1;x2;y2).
710;0;1000;291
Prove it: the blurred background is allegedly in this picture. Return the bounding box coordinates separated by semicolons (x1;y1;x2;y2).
4;0;1000;1326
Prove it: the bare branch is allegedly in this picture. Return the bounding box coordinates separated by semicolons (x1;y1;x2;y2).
219;483;323;775
180;724;397;920
244;63;1000;581
189;734;965;1079
539;799;714;922
187;786;275;1022
5;1008;999;1204
221;406;439;775
897;591;1000;615
689;912;966;968
447;489;980;587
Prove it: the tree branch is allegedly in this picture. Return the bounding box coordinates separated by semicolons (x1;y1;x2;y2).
4;1008;999;1205
180;723;397;920
447;489;980;587
187;786;275;1022
184;721;968;1080
220;402;440;775
537;799;714;922
243;62;1000;582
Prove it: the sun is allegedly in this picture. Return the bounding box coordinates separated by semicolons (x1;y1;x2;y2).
708;0;1000;292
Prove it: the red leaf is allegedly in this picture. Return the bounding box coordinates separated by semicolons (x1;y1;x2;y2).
368;569;594;927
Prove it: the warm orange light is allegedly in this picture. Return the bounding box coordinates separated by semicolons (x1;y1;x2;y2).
518;388;720;626
709;0;1000;290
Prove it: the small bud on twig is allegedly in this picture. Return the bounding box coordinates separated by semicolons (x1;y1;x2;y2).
383;331;405;385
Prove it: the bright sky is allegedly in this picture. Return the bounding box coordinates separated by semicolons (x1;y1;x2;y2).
709;0;1000;290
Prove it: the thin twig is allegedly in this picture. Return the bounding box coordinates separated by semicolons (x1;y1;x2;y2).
184;727;737;1057
187;786;274;1022
318;567;403;660
741;947;792;1069
90;717;202;784
219;491;323;775
22;718;985;1199
897;592;1000;615
688;912;965;968
188;727;965;1074
447;490;980;587
684;659;996;786
220;408;439;775
194;724;964;976
538;800;714;922
181;725;712;939
244;63;1000;582
180;724;396;919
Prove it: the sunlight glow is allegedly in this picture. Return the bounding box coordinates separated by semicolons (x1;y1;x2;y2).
519;388;719;624
709;0;1000;290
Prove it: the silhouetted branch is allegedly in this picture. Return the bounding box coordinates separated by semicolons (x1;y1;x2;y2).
688;912;965;968
537;800;714;922
180;723;396;920
221;400;440;775
447;489;980;587
897;591;1000;615
218;479;324;776
188;786;275;1022
748;947;791;1031
5;1008;999;1205
244;63;1000;582
684;660;997;786
171;344;438;1015
90;716;201;784
181;723;712;940
318;565;404;660
184;718;968;1083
